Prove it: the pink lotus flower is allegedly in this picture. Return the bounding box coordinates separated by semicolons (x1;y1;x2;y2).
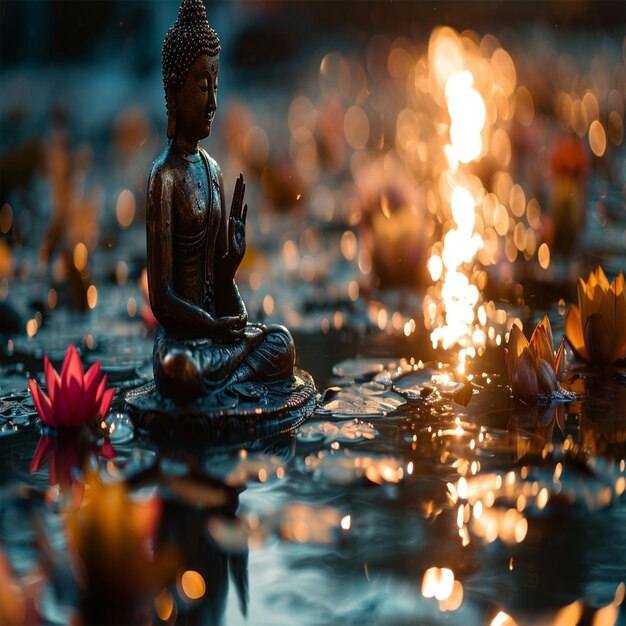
505;317;567;398
28;345;114;429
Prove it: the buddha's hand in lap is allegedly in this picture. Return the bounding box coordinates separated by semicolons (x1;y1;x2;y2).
222;314;247;342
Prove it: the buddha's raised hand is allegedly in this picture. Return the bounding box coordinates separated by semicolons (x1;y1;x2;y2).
224;173;248;277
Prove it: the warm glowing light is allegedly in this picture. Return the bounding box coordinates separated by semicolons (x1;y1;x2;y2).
428;255;443;281
422;566;455;601
538;243;550;269
348;280;359;301
87;285;98;309
515;518;528;543
116;261;128;285
446;71;486;163
263;294;274;316
116;189;136;228
440;580;464;611
180;570;206;600
48;288;57;310
423;27;522;364
341;515;351;530
450;187;475;234
73;242;88;272
282;240;299;271
344;105;370;150
490;610;518;626
26;319;38;337
588;120;607;157
435;568;454;600
537;488;549;509
341;230;358;260
155;589;175;621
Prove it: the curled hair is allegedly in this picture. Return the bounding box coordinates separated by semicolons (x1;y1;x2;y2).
162;0;220;112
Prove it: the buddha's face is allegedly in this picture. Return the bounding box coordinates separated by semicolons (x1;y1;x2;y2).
175;53;219;142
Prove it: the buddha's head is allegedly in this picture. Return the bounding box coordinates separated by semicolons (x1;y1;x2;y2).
162;0;221;141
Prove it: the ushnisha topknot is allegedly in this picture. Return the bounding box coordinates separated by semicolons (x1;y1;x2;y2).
162;0;220;111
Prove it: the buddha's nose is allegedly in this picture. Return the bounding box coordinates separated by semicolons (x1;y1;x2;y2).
208;91;217;111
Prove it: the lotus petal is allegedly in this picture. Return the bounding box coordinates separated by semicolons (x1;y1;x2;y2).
52;377;70;428
65;376;83;427
28;379;46;422
539;316;555;355
555;404;565;433
95;374;108;405
30;436;55;474
554;340;566;382
590;283;605;318
507;324;529;360
612;274;626;360
578;278;588;328
584;313;613;364
594;266;610;290
536;358;558;393
75;362;102;425
44;355;61;403
510;347;539;397
98;388;115;419
587;269;597;290
61;344;84;387
530;319;554;369
28;379;56;427
565;305;590;361
599;286;617;354
83;361;101;391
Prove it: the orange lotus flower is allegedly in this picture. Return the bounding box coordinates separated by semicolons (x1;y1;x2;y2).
28;345;114;429
565;267;626;364
505;316;567;398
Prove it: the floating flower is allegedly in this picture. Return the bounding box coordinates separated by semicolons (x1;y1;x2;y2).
565;267;626;364
28;345;114;429
505;316;567;398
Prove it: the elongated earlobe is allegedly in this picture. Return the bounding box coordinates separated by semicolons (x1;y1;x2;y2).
167;107;177;139
166;74;178;139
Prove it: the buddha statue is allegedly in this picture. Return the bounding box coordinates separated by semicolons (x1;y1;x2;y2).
147;0;295;401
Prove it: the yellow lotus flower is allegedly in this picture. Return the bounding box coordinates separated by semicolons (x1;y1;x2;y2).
505;316;566;398
565;267;626;364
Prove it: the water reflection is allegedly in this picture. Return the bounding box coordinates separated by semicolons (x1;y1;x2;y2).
1;347;625;624
157;498;248;626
